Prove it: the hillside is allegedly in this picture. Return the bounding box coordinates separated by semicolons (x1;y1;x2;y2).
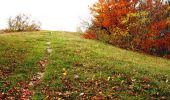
0;31;170;99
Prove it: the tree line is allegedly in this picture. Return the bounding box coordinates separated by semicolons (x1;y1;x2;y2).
84;0;170;59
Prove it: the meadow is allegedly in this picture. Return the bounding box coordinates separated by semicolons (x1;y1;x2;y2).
0;31;170;99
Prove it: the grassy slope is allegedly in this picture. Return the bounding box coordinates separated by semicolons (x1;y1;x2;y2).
0;31;170;99
0;32;47;94
38;31;170;99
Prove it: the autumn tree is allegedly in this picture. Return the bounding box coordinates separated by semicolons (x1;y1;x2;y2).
6;14;41;32
137;0;170;56
88;0;170;58
90;0;139;47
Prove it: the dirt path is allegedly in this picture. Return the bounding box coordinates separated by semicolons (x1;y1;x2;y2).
29;41;52;86
20;41;52;99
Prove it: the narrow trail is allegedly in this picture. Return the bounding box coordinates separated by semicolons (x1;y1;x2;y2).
21;33;53;99
28;41;51;87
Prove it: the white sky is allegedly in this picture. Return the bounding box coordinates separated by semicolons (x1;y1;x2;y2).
0;0;97;32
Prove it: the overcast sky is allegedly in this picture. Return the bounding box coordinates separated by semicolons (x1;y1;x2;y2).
0;0;97;32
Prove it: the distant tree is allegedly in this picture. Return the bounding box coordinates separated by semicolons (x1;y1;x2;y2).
6;14;41;32
78;17;94;32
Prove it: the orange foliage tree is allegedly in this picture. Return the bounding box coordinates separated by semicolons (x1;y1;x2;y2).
87;0;170;58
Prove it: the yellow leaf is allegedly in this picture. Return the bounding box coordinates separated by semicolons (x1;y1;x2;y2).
107;76;111;81
63;71;67;76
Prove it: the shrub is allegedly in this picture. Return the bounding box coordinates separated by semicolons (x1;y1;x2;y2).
5;14;41;32
96;29;110;42
83;31;97;39
166;54;170;59
109;27;132;49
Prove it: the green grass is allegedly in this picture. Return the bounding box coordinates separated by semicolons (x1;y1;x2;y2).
0;31;170;99
0;31;47;94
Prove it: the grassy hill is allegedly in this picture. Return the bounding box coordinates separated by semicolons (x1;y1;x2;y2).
0;31;170;99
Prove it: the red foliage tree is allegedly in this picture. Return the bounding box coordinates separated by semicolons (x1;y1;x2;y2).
88;0;170;58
